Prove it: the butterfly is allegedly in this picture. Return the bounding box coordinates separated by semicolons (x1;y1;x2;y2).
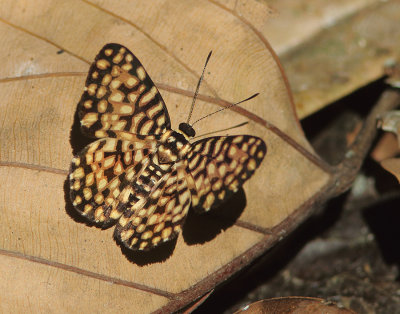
69;43;266;251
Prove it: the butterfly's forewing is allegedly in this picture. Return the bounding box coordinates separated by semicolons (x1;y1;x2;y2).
70;43;173;227
77;43;171;139
114;162;191;250
69;136;158;226
186;135;266;213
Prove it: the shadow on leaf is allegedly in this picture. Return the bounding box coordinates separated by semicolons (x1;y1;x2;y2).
183;188;246;245
116;236;177;266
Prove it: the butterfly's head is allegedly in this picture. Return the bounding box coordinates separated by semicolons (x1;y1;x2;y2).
179;122;196;138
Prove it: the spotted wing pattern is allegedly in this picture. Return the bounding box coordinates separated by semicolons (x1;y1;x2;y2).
77;43;171;139
187;135;266;213
70;43;267;251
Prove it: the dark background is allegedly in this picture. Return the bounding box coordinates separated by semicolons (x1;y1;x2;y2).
194;80;400;313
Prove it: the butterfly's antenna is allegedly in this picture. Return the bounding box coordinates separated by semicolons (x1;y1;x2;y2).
186;51;213;124
191;93;259;127
193;121;249;139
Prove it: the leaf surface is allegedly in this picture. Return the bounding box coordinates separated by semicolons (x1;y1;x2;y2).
0;1;333;312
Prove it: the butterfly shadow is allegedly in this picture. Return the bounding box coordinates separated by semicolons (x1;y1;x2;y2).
116;236;178;266
182;188;246;246
120;189;247;265
115;189;246;264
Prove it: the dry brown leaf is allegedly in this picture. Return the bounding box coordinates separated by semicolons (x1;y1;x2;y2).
380;158;400;183
0;1;398;313
236;297;356;314
370;132;399;162
384;58;400;88
263;0;400;118
379;111;400;137
376;111;400;180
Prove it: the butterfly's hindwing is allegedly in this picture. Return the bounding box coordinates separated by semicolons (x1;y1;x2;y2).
114;162;191;250
77;43;171;139
187;135;266;213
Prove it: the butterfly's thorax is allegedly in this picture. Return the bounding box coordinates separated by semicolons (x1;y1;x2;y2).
155;129;191;165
